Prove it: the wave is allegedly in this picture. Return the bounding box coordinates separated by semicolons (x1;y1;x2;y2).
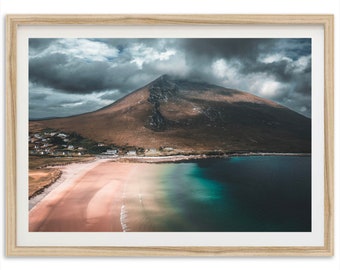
120;204;129;232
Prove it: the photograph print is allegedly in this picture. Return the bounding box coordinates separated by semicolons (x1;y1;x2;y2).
28;38;311;232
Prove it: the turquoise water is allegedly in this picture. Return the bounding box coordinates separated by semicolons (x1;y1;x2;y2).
125;156;311;232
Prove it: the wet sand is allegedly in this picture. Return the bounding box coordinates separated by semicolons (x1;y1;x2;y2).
29;160;156;232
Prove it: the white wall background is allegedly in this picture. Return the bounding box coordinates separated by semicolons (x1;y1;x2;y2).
0;0;338;269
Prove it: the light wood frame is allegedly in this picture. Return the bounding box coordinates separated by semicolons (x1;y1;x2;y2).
6;14;334;256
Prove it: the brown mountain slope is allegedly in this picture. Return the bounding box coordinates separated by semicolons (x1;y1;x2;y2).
30;75;311;153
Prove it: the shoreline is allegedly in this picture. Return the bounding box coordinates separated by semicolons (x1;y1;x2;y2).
99;152;311;163
29;152;311;205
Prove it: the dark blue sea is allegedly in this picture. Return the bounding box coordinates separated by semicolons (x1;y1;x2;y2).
122;156;311;232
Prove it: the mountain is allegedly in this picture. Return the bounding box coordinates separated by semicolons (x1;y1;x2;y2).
30;75;311;154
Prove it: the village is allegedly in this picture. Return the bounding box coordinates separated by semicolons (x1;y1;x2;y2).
29;130;88;156
29;129;175;158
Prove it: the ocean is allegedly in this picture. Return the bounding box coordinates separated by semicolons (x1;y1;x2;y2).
121;156;311;232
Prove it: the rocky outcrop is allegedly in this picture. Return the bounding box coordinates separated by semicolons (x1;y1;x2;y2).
146;75;178;131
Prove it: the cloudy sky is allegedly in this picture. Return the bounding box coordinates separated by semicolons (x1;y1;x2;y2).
29;38;311;119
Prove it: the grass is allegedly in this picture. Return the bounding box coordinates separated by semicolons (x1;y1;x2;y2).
29;168;62;199
29;155;95;169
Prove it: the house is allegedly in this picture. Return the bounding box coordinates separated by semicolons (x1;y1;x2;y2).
127;150;137;156
57;133;67;138
145;148;159;156
106;149;118;155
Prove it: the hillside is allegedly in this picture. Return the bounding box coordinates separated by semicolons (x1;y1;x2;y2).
30;75;311;154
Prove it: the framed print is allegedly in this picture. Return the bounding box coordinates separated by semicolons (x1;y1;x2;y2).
6;14;334;256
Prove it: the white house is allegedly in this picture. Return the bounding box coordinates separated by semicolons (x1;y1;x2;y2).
127;150;137;156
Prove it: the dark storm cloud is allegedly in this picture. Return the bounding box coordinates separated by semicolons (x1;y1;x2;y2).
29;38;58;55
177;38;311;83
29;91;48;101
29;52;148;94
99;90;123;101
179;38;276;60
178;38;310;67
30;53;114;93
29;38;311;118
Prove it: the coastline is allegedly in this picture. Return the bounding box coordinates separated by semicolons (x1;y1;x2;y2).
29;151;311;204
99;152;311;164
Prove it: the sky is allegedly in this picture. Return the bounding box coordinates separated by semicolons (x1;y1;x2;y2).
29;38;311;119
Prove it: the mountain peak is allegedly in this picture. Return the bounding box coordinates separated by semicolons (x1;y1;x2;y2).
147;75;179;131
148;75;179;98
159;74;171;80
152;74;176;84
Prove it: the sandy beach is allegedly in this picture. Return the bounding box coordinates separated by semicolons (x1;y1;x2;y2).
29;159;158;232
